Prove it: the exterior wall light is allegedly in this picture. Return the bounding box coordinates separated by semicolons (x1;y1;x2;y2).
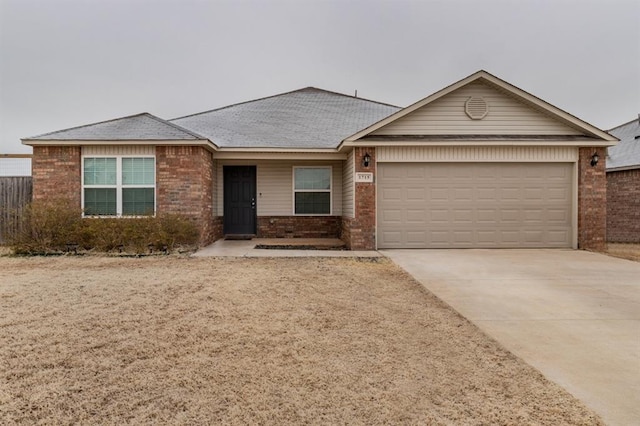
363;152;371;168
590;152;599;167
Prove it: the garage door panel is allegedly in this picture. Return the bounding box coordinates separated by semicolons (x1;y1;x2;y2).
477;230;498;244
548;187;569;200
407;231;427;243
524;188;544;200
453;209;473;223
429;188;449;200
547;209;569;222
430;209;449;223
382;209;402;223
378;163;573;248
476;188;497;200
454;188;473;200
406;188;425;200
548;230;570;243
381;231;402;245
477;209;498;224
406;209;426;223
500;209;520;222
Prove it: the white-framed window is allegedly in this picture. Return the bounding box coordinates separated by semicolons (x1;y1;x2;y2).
82;156;155;216
293;166;332;215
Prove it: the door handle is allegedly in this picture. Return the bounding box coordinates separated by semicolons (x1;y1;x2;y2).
251;198;256;209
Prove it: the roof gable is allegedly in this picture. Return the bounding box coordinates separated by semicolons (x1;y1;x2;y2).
607;117;640;170
344;70;617;144
170;87;400;149
24;113;206;141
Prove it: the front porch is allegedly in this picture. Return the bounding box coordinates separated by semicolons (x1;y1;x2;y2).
192;238;381;258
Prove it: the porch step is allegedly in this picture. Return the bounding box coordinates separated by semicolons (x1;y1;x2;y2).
254;238;346;250
224;234;255;240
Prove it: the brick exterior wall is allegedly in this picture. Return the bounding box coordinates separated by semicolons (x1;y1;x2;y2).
342;147;376;250
577;147;607;251
257;216;341;238
607;168;640;243
156;146;220;246
31;146;81;207
341;217;352;247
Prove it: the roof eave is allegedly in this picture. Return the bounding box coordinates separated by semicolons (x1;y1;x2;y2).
22;138;219;151
606;164;640;172
213;147;345;160
339;139;618;148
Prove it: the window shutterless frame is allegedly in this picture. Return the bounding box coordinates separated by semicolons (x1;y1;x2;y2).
81;155;156;217
292;166;332;215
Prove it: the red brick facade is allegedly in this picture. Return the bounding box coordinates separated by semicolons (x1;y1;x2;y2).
577;147;607;251
156;146;219;245
31;146;81;207
29;144;613;252
257;216;341;238
607;168;640;243
342;147;376;250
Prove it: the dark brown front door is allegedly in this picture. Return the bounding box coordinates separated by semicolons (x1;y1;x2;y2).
223;166;256;235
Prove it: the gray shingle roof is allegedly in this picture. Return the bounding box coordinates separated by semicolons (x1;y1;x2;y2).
170;88;400;149
25;113;205;141
607;116;640;170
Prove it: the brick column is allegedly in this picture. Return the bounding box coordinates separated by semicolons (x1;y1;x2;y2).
577;147;607;251
344;147;376;250
32;146;81;207
156;146;218;246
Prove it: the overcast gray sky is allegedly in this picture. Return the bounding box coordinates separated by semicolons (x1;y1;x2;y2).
1;0;638;154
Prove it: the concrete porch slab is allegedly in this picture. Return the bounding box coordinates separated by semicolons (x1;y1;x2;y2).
192;238;381;258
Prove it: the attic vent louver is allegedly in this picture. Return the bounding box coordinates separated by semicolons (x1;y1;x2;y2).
465;97;488;120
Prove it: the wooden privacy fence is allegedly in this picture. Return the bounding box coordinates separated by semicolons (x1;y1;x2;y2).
0;177;33;244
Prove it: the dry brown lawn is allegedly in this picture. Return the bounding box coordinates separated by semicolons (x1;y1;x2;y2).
607;243;640;262
0;256;602;425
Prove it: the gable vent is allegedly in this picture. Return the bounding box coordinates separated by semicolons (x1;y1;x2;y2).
465;97;489;120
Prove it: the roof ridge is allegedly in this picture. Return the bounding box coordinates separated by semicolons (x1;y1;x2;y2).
144;114;209;140
25;112;154;139
169;87;399;122
301;86;401;109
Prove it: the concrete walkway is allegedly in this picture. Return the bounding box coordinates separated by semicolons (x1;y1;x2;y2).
193;238;381;258
382;249;640;426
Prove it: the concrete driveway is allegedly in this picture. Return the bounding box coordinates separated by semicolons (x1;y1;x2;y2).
382;249;640;426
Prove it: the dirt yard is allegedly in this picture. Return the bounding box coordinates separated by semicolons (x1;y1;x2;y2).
0;256;602;425
607;243;640;262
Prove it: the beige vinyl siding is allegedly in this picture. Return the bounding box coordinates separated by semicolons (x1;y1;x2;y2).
371;81;584;136
83;145;155;156
378;146;579;163
216;160;342;216
342;150;355;218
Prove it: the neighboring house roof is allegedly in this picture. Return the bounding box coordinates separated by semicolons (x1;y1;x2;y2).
342;70;617;147
0;157;31;177
23;113;208;142
170;87;400;149
607;116;640;171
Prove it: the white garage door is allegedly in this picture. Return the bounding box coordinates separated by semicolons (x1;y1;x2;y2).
377;163;573;248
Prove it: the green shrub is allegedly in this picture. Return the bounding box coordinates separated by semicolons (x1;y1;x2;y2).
10;200;200;255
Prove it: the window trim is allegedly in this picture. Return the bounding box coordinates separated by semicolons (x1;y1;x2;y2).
82;155;156;217
292;166;332;216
